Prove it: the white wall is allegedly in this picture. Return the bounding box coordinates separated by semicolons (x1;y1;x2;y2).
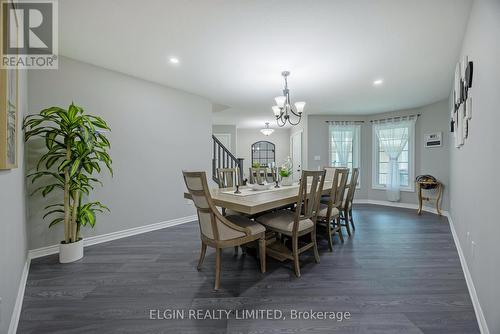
0;71;28;334
449;0;500;332
27;57;212;250
212;124;236;153
236;128;290;178
307;99;450;209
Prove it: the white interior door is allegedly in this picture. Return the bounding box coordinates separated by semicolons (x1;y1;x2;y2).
290;131;302;182
214;133;231;151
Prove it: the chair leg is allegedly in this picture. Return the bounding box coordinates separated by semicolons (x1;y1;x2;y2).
327;221;334;252
214;247;222;290
349;209;355;230
344;211;352;237
292;236;301;278
258;238;266;273
311;230;320;264
336;217;344;243
197;242;207;270
233;246;239;256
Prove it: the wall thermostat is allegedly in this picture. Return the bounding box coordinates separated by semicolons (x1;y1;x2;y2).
425;132;442;148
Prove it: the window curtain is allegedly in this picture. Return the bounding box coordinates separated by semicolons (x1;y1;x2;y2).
329;122;356;167
373;118;415;202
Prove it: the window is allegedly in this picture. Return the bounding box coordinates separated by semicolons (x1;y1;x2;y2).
251;141;275;167
328;124;361;186
372;121;415;191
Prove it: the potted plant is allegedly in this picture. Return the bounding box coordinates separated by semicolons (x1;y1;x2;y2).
24;103;112;263
279;157;294;186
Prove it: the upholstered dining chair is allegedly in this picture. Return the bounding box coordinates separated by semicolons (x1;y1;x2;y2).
183;171;267;290
256;170;326;278
341;168;360;233
217;167;242;188
316;168;349;251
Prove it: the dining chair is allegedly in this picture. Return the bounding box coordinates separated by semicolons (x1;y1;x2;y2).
217;167;242;188
183;171;267;290
249;167;267;184
324;167;337;183
321;167;336;200
341;168;360;232
256;170;326;278
316;168;349;251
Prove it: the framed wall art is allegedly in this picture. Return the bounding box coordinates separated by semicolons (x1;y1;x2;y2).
451;55;473;148
0;0;19;169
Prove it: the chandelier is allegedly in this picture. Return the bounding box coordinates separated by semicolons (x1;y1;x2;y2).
260;122;274;136
272;71;305;127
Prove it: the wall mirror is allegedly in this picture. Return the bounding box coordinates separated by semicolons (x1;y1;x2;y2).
251;141;275;167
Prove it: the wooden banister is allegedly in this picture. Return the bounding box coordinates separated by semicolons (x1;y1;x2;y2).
212;135;244;184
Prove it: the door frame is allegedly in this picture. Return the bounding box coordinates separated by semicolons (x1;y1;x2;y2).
290;130;303;180
213;133;232;151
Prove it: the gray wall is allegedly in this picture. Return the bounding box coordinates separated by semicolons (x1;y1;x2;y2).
27;57;212;250
449;0;500;332
0;71;28;334
307;99;450;209
212;124;236;154
236;128;290;179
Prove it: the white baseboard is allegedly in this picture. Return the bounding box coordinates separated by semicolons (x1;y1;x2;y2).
84;215;197;247
28;215;197;260
353;199;448;216
446;213;489;334
8;259;30;334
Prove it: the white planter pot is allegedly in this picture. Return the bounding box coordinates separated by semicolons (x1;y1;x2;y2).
281;176;293;186
59;239;84;263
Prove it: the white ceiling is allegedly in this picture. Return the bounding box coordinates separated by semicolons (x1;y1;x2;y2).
60;0;472;128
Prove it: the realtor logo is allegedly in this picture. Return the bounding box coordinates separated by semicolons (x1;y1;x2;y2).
1;0;58;69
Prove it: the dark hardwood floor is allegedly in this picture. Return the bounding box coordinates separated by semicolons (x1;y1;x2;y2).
18;205;479;334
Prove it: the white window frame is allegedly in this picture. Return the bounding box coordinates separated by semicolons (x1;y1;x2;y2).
328;124;361;188
371;122;415;192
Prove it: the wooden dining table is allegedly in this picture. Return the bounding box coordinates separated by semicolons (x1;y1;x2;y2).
184;181;344;215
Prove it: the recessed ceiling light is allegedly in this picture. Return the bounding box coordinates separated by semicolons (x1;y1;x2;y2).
373;79;384;86
169;57;180;64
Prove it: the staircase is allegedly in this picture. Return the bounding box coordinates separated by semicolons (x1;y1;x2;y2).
212;135;244;185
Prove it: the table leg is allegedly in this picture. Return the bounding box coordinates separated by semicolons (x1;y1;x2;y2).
417;183;423;215
435;184;443;216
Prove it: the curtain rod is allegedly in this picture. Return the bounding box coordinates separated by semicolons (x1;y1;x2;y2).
369;114;420;123
325;120;365;124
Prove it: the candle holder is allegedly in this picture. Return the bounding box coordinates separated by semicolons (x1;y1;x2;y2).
234;185;241;194
275;167;280;188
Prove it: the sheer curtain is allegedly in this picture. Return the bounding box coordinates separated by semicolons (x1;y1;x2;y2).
373;118;415;201
329;122;356;167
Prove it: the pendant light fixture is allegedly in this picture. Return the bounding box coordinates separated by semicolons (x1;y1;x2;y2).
272;71;305;127
260;122;274;136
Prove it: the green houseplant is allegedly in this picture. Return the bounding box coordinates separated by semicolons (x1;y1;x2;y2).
24;103;112;263
279;157;294;186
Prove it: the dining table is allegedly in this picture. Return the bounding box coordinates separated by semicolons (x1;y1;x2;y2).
184;181;346;215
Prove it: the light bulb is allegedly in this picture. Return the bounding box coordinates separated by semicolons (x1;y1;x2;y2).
274;96;286;108
295;101;306;114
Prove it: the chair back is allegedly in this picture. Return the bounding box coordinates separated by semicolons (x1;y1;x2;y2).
249;167;267;184
324;168;349;217
324;167;337;183
295;170;326;226
183;171;247;241
217;167;241;188
345;168;360;209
